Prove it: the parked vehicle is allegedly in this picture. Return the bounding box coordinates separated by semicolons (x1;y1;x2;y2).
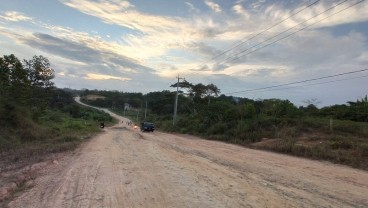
140;122;155;132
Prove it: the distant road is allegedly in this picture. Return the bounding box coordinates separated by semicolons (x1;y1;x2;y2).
8;98;368;207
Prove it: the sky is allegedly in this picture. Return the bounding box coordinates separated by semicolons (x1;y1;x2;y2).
1;0;368;107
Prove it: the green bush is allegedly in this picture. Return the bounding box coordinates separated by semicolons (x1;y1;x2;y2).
207;123;226;135
358;144;368;157
329;138;354;149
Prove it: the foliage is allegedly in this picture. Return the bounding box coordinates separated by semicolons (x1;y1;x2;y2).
0;54;113;168
319;96;368;122
0;54;30;104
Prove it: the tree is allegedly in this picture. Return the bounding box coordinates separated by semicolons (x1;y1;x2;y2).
237;102;256;119
262;99;298;117
0;54;30;103
24;55;54;89
170;79;193;97
206;83;220;105
190;83;207;99
23;55;55;116
0;55;13;100
205;101;233;124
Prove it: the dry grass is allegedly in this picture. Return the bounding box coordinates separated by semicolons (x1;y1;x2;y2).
251;133;368;170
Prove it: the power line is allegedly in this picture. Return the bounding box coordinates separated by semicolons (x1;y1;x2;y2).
185;0;322;79
185;0;361;84
221;0;357;65
197;0;321;66
161;0;364;94
225;68;368;95
235;74;368;95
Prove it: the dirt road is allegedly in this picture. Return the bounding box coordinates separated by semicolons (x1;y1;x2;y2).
7;101;368;207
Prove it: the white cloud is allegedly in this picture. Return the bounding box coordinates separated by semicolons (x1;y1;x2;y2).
204;0;222;13
185;2;200;13
0;11;32;22
61;0;184;33
84;73;131;81
232;4;250;19
357;52;368;64
282;30;366;69
252;0;266;10
265;1;368;30
59;0;205;63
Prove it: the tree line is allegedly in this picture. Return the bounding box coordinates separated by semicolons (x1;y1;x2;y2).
0;54;112;131
81;80;368;124
0;54;54;111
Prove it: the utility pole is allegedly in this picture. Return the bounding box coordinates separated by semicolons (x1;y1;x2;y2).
136;104;142;123
173;74;185;126
144;100;147;120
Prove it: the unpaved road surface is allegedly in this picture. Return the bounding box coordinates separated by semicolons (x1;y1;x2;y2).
7;99;368;207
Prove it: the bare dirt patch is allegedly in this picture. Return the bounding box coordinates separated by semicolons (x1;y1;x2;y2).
84;95;106;101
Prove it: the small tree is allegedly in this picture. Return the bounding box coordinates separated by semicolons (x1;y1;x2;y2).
206;83;220;105
0;54;30;104
23;55;55;117
24;55;54;89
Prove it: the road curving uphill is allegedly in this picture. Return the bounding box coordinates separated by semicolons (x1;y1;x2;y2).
8;99;368;207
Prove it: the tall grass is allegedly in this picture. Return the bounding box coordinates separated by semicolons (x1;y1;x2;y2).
0;104;113;167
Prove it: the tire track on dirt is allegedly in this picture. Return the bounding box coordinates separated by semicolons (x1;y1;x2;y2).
140;131;368;208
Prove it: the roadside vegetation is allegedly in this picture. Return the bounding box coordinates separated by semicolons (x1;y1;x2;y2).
0;54;113;168
80;83;368;170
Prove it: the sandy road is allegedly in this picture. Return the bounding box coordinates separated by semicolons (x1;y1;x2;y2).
7;101;368;207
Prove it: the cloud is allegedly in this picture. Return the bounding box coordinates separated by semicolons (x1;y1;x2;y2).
281;30;367;70
264;0;368;30
0;29;156;76
252;0;266;10
24;33;101;63
61;0;186;33
188;41;222;58
204;0;222;13
59;0;367;72
84;73;131;81
232;4;250;19
185;2;200;13
60;0;207;62
0;11;32;22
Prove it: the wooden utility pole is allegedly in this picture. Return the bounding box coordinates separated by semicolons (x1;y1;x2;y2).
173;74;184;126
144;100;147;120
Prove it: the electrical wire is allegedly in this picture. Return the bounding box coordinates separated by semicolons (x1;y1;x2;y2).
232;74;368;95
225;68;368;95
184;0;357;81
161;0;365;94
171;1;323;82
221;0;357;65
197;0;321;66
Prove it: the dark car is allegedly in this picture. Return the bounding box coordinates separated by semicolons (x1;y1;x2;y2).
140;122;155;132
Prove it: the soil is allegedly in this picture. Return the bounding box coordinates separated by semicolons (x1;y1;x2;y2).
4;99;368;207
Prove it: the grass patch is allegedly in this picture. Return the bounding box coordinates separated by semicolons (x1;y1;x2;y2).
0;104;114;168
252;133;368;170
